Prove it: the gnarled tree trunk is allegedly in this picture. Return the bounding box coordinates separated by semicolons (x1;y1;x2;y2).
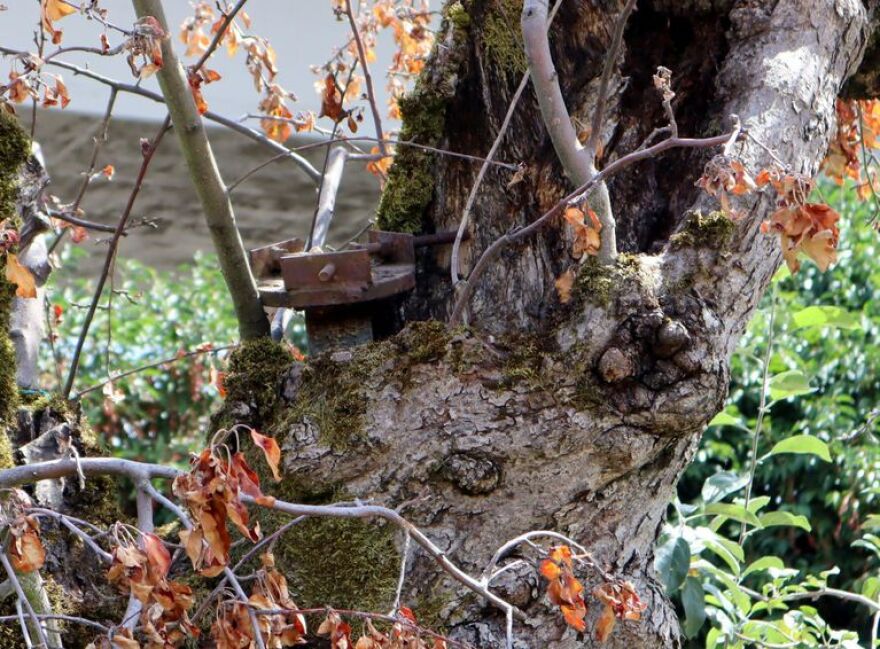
237;1;878;647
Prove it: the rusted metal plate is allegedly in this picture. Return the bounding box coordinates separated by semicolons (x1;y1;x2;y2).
257;262;415;308
249;238;304;278
280;249;371;291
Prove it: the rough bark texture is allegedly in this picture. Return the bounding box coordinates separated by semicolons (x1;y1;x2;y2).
1;0;874;647
234;1;873;648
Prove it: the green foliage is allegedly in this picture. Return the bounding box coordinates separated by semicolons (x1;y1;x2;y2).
666;182;880;646
44;249;305;465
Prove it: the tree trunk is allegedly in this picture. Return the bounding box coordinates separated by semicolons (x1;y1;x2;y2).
239;1;876;647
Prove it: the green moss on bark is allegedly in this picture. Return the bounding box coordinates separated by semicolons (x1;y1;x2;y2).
0;110;30;469
669;210;736;249
482;0;527;74
573;254;644;309
376;90;448;233
223;338;294;423
276;321;451;450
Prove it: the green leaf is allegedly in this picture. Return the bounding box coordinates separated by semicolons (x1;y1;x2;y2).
655;536;691;594
862;576;880;601
746;496;771;513
768;435;832;462
708;411;744;428
743;556;785;578
791;305;861;331
863;514;880;530
682;577;706;639
769;370;815;401
702;472;750;504
704;503;763;527
771;266;791;284
758;511;812;532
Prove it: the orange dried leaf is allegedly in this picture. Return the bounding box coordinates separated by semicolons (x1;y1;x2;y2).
251;429;282;481
539;558;562;581
595;604;616;642
142;532;171;578
43;0;76;22
5;253;37;298
555;269;575;305
561;602;587;633
319;74;345;122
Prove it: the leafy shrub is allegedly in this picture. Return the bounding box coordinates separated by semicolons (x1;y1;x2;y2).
43;249;305;466
664;182;880;646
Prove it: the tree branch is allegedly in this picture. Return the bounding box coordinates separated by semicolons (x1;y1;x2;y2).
587;0;637;157
520;0;617;263
342;0;386;154
0;457;525;622
0;48;322;184
131;0;269;340
62;116;171;399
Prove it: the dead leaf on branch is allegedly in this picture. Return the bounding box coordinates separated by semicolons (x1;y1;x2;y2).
5;253;37;298
8;514;46;573
563;206;602;258
172;432;282;575
319;73;347;123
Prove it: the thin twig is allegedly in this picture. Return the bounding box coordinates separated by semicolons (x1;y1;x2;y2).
451;0;564;285
0;457;524;622
74;343;236;398
586;0;637;158
192;0;249;72
390;531;410;615
342;0;386;153
62;116;172;399
739;285;776;545
0;549;51;648
28;509;112;563
0;49;322;184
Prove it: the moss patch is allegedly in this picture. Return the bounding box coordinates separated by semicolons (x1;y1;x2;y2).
446;1;471;31
669;210;735;249
572;253;644;309
224;338;293;423
376;89;448;233
275;321;451;450
482;0;527;74
0;111;30;468
276;514;399;613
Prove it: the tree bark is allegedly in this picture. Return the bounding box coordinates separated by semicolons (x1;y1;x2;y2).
250;1;874;647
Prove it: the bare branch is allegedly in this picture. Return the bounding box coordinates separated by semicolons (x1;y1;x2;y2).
0;457;524;622
309;146;348;250
0;551;52;648
450;0;567;287
192;0;249;73
62;116;171;400
587;0;637;157
0;48;322;183
74;343;236;399
342;0;387;154
520;0;591;186
520;0;617;264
